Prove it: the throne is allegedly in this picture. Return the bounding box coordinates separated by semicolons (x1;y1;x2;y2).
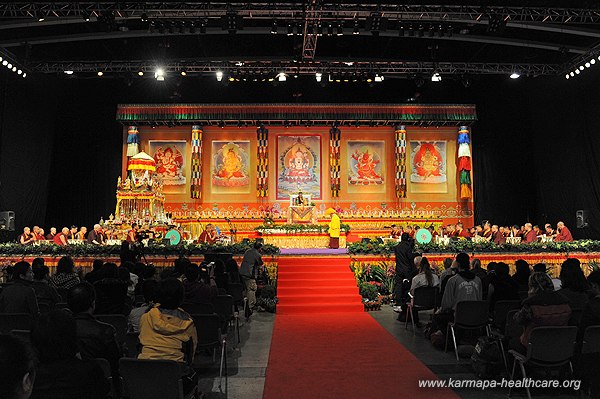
288;193;315;224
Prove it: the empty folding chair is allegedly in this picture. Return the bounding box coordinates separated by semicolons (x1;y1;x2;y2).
445;301;490;361
214;295;239;344
119;358;199;399
227;282;248;319
94;358;117;399
191;313;227;392
580;325;600;396
124;331;140;358
508;326;578;399
489;309;523;372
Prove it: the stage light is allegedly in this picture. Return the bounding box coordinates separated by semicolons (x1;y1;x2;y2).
509;72;520;79
431;72;442;82
97;71;104;76
271;21;278;34
1;60;6;66
180;71;187;76
585;62;591;68
141;13;148;22
17;69;22;75
575;69;581;74
570;71;575;77
218;120;225;129
83;11;91;22
565;74;570;79
138;71;144;76
353;19;360;35
374;74;383;82
317;24;323;36
154;68;165;81
295;23;303;36
287;23;293;36
315;72;322;82
0;57;2;62
336;22;343;36
579;65;585;71
307;25;314;35
591;59;596;65
6;63;12;69
327;23;334;36
277;72;287;82
64;70;74;75
22;73;26;78
216;70;224;81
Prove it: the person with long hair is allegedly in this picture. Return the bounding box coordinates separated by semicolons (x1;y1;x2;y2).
511;259;531;291
487;262;520;311
559;258;590;311
408;257;440;327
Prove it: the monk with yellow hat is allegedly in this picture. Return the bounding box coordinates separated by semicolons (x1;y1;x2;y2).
325;208;341;249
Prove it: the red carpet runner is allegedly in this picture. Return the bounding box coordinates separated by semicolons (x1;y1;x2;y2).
263;256;458;399
276;257;364;314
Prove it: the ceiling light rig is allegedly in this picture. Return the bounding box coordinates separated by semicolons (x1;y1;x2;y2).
0;54;27;78
565;55;600;79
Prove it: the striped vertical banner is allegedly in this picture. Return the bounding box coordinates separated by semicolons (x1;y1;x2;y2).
329;126;341;197
457;126;472;199
190;125;203;199
394;125;407;198
256;124;269;197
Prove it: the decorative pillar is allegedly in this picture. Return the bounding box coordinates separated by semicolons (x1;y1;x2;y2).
394;125;407;198
126;126;140;157
256;124;269;197
329;126;341;198
457;126;472;199
190;125;203;199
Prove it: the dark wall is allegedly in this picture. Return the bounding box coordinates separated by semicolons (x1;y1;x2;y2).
0;70;597;238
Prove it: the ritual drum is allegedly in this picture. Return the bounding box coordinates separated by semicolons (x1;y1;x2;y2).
164;229;182;245
415;228;433;244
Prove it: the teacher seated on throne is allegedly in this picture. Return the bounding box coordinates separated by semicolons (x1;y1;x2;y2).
293;191;308;206
199;224;219;244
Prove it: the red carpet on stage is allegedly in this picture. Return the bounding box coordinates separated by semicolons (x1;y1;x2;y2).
276;257;363;314
263;313;459;399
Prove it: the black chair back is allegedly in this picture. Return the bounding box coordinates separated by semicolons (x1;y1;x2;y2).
10;329;31;342
412;286;438;309
96;314;127;345
119;358;185;399
570;308;583;326
454;301;489;328
582;325;600;354
181;302;215;315
227;283;245;305
527;326;577;364
191;314;221;349
492;300;521;330
124;331;141;358
214;295;234;325
0;313;33;334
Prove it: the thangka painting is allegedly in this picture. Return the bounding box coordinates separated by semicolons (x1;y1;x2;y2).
149;141;186;193
347;141;385;193
276;135;321;200
409;141;448;193
210;141;251;194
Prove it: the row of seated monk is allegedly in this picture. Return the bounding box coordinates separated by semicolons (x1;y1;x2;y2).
389;221;574;243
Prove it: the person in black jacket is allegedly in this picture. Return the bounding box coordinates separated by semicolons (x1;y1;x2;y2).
487;262;520;311
0;261;39;316
0;334;36;399
67;283;122;374
393;233;417;319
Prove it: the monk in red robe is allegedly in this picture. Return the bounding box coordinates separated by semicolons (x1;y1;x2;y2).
555;221;574;242
522;223;537;243
491;225;506;244
455;223;471;238
482;221;492;239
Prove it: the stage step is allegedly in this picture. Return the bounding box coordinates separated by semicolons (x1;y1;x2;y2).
277;285;359;296
277;278;357;288
277;302;364;314
277;270;354;279
279;294;362;305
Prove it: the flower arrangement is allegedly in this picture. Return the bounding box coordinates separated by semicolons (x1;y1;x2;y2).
255;223;351;234
348;238;600;256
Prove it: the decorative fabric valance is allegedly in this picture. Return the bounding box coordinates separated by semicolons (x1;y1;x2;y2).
116;104;477;125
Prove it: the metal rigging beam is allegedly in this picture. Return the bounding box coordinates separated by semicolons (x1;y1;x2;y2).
301;0;320;60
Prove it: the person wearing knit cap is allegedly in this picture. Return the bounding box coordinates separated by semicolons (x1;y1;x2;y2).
325;208;340;249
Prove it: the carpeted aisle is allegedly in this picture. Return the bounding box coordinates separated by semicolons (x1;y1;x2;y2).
263;313;459;399
263;256;458;399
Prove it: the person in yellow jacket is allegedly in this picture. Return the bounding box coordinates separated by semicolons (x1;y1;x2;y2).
138;278;198;394
326;208;341;249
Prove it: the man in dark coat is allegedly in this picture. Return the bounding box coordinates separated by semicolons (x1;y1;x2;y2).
393;233;417;318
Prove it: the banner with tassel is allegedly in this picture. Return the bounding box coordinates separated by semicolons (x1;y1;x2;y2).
394;125;407;198
256;124;269;197
329;126;341;197
126;126;140;157
190;125;203;199
457;126;472;199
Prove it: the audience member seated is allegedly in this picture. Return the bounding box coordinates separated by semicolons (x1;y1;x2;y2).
225;257;242;285
120;262;139;299
511;259;531;291
532;262;561;290
0;334;36;399
439;260;458;298
487;262;520;311
481;261;497;297
30;310;110;399
0;261;39;316
173;257;192;279
183;263;219;305
510;272;571;355
408;257;440;326
138;278;198;395
438;257;454;282
580;270;600;341
558;258;590;311
49;256;80;290
128;279;159;333
84;259;104;285
67;283;121;373
31;258;60;309
440;252;483;311
93;262;130;316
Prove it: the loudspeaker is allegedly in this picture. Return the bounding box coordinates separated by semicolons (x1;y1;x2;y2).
0;211;15;231
576;210;588;228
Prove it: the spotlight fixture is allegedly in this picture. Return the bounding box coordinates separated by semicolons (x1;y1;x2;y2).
431;72;442;82
154;68;165;81
327;23;334;36
374;74;383;82
579;65;585;71
575;69;581;74
271;20;278;34
64;70;74;75
6;63;12;69
307;25;315;35
315;72;322;82
509;72;520;79
180;71;187;76
17;69;22;75
287;23;293;36
585;62;591;68
335;22;343;36
216;70;224;81
591;59;596;65
277;72;287;82
570;71;574;77
11;67;16;72
138;71;144;76
317;24;323;36
218;120;225;129
83;11;91;22
565;74;570;79
97;71;104;76
2;60;7;66
140;13;148;22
